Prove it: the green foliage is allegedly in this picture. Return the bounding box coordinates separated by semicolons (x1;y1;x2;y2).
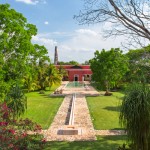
5;83;27;119
120;84;150;150
58;65;68;80
0;4;37;82
0;4;50;98
90;48;129;92
46;64;62;89
36;61;61;90
118;144;133;150
58;60;79;65
125;46;150;83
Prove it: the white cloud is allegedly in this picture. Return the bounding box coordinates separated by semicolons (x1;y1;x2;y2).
44;21;49;25
16;0;46;5
32;35;57;46
32;27;125;63
76;29;98;36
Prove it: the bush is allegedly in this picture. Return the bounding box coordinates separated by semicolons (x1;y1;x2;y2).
118;144;133;150
0;102;46;149
120;83;150;150
39;90;45;94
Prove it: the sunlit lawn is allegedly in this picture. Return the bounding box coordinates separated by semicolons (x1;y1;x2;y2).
87;92;124;130
22;85;63;129
22;86;127;149
44;135;127;150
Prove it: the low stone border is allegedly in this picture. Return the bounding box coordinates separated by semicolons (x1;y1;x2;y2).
95;130;126;136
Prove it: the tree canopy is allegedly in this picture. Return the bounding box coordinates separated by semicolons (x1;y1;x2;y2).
0;4;59;100
90;48;129;92
125;45;150;83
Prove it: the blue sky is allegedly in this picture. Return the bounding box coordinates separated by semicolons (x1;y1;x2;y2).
1;0;124;63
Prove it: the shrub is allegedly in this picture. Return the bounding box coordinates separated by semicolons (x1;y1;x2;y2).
0;102;45;149
120;83;150;150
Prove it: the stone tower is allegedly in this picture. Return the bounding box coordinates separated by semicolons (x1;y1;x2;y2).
54;46;58;65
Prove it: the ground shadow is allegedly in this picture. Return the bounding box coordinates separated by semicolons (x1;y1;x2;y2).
44;135;127;150
64;98;72;125
103;106;120;112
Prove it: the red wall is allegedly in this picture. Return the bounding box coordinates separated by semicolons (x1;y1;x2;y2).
55;65;92;81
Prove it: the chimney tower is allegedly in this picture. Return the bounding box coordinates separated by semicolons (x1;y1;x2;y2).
54;46;58;65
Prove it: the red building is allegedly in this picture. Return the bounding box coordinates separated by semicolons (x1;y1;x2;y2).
55;65;92;81
54;46;92;81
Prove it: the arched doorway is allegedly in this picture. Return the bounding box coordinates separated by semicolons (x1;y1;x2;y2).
74;75;79;81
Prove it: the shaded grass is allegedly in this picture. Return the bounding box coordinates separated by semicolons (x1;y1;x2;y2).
44;135;127;150
23;85;63;129
87;92;124;130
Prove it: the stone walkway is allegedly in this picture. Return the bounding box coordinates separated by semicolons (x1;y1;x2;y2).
42;82;125;141
44;94;96;141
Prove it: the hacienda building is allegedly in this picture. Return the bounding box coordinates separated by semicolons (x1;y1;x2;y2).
54;46;92;82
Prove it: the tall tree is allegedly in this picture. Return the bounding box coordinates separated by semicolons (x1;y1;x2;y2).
75;0;150;47
90;48;128;93
0;4;37;98
0;4;37;82
0;4;50;97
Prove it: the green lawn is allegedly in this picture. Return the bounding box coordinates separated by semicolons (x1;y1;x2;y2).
22;85;63;129
22;87;127;149
87;92;124;130
44;135;127;150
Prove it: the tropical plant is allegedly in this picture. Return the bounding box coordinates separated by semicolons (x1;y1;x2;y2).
120;83;150;150
58;65;68;81
23;74;38;92
4;83;27;119
46;64;61;89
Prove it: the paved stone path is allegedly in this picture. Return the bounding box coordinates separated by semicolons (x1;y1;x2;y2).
44;94;96;141
42;82;126;141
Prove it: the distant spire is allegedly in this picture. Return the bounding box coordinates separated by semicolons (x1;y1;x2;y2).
54;46;58;65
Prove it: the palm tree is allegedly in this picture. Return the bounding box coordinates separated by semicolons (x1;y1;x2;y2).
46;64;61;90
23;74;37;92
58;65;68;81
5;83;27;119
120;83;150;150
37;59;48;90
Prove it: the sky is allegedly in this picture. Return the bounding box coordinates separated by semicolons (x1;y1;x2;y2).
1;0;125;63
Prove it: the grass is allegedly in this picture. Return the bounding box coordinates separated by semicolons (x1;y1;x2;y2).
86;92;124;130
22;86;127;149
22;85;63;129
44;135;127;150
